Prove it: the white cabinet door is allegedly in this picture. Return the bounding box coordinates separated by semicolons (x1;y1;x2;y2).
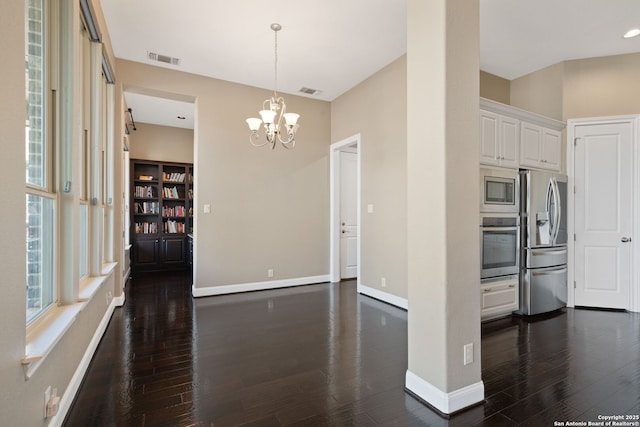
480;110;519;169
499;115;519;168
541;128;561;170
520;122;543;168
479;110;500;166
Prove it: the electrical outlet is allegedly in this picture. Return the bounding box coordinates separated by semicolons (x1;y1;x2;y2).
44;386;51;418
46;388;60;418
381;277;387;288
464;343;474;365
267;268;274;278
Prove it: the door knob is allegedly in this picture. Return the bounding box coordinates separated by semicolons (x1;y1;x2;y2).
621;237;632;242
341;222;346;226
341;230;346;234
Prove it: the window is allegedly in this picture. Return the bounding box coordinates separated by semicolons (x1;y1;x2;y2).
26;195;54;322
25;0;55;321
25;0;46;188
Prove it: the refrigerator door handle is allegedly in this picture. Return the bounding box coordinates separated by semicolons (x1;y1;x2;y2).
532;266;567;276
554;177;561;244
531;248;567;256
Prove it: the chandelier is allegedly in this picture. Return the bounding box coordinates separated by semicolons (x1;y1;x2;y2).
246;23;300;149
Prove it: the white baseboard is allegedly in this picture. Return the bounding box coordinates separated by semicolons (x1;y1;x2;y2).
192;274;331;297
49;298;119;427
405;370;484;415
113;293;125;307
358;283;408;310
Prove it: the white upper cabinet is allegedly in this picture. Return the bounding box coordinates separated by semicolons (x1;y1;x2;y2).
480;110;519;169
519;122;561;171
480;98;565;172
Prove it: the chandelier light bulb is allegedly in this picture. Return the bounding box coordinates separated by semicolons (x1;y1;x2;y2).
245;23;300;149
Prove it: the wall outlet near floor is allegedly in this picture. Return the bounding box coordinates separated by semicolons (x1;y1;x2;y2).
267;268;274;278
44;386;59;418
44;386;51;418
464;343;474;365
381;277;387;288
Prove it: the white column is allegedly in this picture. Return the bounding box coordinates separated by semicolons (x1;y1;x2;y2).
405;0;484;415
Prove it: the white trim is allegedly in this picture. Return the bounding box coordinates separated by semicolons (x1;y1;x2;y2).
566;115;640;312
358;283;408;310
329;134;361;284
192;275;331;297
405;370;484;415
47;297;120;427
480;97;565;131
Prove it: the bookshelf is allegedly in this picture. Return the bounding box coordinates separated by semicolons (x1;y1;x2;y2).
131;159;193;272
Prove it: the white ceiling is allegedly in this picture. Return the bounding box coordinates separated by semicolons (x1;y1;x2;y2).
101;0;640;130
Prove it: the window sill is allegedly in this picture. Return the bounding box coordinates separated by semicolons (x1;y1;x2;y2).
78;262;117;301
22;262;117;380
22;303;83;379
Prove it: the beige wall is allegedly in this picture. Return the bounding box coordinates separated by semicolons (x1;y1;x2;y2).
510;62;564;120
510;53;640;121
331;56;408;299
1;0;30;424
480;71;510;104
0;1;125;425
563;52;640;119
116;59;331;288
129;122;194;164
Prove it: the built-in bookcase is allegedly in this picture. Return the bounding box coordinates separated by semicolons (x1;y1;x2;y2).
131;159;193;271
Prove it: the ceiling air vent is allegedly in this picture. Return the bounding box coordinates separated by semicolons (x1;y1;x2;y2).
299;87;322;96
147;51;180;66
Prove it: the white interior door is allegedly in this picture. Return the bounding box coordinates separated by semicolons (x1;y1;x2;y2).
340;151;358;279
574;122;633;309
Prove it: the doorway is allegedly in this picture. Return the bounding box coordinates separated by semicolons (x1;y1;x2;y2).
330;134;361;283
568;116;640;311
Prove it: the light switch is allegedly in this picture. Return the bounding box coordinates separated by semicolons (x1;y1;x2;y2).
367;204;374;213
203;204;211;214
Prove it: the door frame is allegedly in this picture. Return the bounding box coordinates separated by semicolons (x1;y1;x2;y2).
567;115;640;312
329;134;361;283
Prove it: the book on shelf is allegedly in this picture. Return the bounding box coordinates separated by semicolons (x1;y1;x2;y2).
135;201;159;214
135;221;158;234
163;172;186;183
164;219;185;234
162;205;185;217
137;175;155;181
163;186;180;199
134;185;155;198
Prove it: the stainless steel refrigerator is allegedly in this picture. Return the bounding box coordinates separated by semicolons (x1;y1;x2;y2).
515;170;568;315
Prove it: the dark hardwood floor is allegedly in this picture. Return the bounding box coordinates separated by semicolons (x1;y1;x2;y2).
65;271;640;426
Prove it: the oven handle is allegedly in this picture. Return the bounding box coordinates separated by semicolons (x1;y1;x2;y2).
480;227;519;232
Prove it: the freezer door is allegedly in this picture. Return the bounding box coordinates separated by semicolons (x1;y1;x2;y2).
520;170;568;247
523;246;567;269
518;265;567;315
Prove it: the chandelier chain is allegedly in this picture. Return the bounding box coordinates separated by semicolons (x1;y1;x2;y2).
273;27;278;98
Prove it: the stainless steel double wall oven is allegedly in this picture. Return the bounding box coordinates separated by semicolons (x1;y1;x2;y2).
480;168;520;280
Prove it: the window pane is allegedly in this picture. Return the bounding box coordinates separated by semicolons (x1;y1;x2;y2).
25;0;45;187
79;204;88;278
26;194;54;321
